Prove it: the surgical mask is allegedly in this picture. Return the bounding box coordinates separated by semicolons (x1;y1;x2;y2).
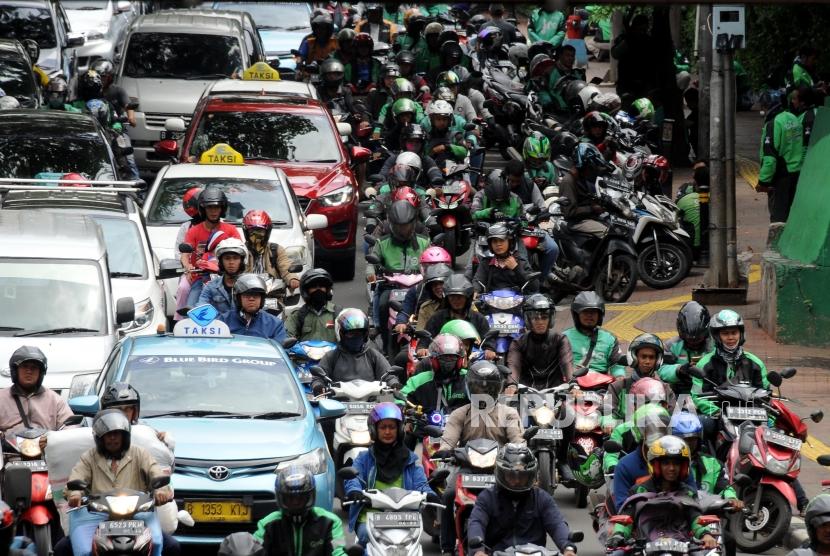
308;289;328;310
341;335;365;353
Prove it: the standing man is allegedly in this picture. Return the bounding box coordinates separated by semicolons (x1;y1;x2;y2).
757;92;803;223
529;0;566;47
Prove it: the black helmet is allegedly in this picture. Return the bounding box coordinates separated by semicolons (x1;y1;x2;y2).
467;14;488;36
382;62;401;79
46;76;68;93
495;443;538;495
582;110;609;136
484;169;510;203
217;532;265;556
9;346;47;389
100;382;141;423
486;222;514;251
551;131;579;158
311;12;333;30
528;41;556;62
92;409;131;458
396;49;416;66
439;41;463;67
806;494;830;547
466;360;504;400
275;465;315;523
424;263;451;287
299;268;333;303
402;123;426;145
387;200;417;242
676;301;710;345
628;333;665;369
523;293;554;330
198;186;229;219
443;273;474;300
320;58;345;87
233;274;267;313
78;70;104;101
90;58;115;80
570;291;605;327
21;39;39;63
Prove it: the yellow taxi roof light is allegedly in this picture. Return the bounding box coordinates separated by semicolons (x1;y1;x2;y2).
199;144;245;166
243;62;280;81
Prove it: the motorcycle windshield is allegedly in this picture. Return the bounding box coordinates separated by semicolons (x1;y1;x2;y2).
632;496;700;542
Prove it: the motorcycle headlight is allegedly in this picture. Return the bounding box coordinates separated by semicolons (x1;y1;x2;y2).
468;448;497;469
275;448;327;475
106;495;139;517
483;294;523;310
575;412;600;432
765;454;792;476
533;405;555;426
350;430;372;445
318;185;355;207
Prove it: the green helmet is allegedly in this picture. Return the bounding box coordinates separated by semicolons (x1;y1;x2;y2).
437;70;460;88
440;319;481;344
522;133;551;161
630;403;670;444
392;98;417;118
632;97;655;120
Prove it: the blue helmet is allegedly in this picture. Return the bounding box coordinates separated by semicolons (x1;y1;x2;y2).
367;401;404;441
669;412;703;440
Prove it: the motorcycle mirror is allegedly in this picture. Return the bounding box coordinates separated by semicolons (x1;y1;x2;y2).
309;365;327;379
337;466;359;481
150;475;171;490
3;465;32;510
812;410;824;423
423;425;444;439
178;243;193;254
288;264;303;274
363;234;377;246
282;337;298;349
344;545;363;556
364;187;378;199
523;425;539;440
569;531;585;543
573;366;589;378
780;367;797;379
432;233;445;246
609;515;633;526
497;364;512;377
732;473;752;487
767;371;782;387
66;479;89;492
604;439;623;453
365;254;381;265
63;415;84;426
389;300;403;312
817;455;830;466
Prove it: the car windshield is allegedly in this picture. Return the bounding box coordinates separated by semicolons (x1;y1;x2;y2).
90;217;147;278
0;55;37;104
189;111;341;163
0;6;57;49
213;2;309;31
123;33;243;79
0;119;115;179
146;177;293;226
122;355;304;417
0;259;106;335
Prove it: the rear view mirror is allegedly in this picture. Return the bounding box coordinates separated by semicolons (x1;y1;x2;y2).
282;337;298;349
780;367;797;379
305;213;328;231
389;300;403;312
569;531;585;543
288;264;303;274
68;395;100;417
767;371;782;387
523;425;539;440
3;465;32;511
812;410;824;423
150;475;170;490
365;254;381;265
115;297;135;325
178;243;193;254
164;117;186;133
817;455;830;466
157;258;183;280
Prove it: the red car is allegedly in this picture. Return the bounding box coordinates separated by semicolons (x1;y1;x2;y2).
167;90;368;279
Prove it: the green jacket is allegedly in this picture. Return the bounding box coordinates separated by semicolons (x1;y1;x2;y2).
791;61;815;88
658;337;713;387
414;46;440;74
366;234;430;278
563;327;627;378
759;109;803;183
284;301;340;343
471;190;523;221
691;350;769;416
398;368;469;416
253;507;346;556
676;189;701;247
395;35;424;52
526;162;557;186
528;9;565;46
692;453;737;500
603;420;636;472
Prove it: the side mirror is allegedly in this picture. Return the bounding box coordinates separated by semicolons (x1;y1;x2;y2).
336;122;353;137
69;395;100;417
157;258;183;280
178;243;194;254
66;479;89;492
364;187;378;199
428;467;450;488
414;329;432;341
767;371;782;387
317;399;346;421
812;410;824;423
422;425;443;438
523;425;539;440
350;146;371;164
115;297;135;325
66;33;85;47
282;337;298;349
309;365;326;379
336;466;359;480
604;439;622;453
569;531;585;543
154;139;179;157
305;213;328;231
817;455;830;466
609;515;633;526
363;234;377;247
365;254;381;265
115;0;132;13
164;117;186;133
3;465;32;511
780;367;797;379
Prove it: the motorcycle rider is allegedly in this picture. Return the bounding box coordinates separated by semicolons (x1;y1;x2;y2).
253;466;347;556
334;28;356;67
175;187;202;252
61;410;176;556
395;10;426;52
44;77;75;111
376;98;419;150
473;26;509;69
367;62;400;120
790;494;830;556
393;247;452;334
433;70;476;122
415;22;444;74
468;444;578;556
317;58;369;128
297;12;337;67
91;58;137;130
421;274;494;359
659;301;712;397
563;291;626;378
354;4;396;44
99;382;173;449
366;200;430;350
285;269;340;343
197;237;248;315
345;33;381;91
522;133;559;189
395;50;432;104
548;45;586;112
529;0;567;46
472;168;524;222
429;42;473;90
560;143;612;237
436;361;524;554
343;402;438;547
240;213;298;291
474;222;538;294
607;436;718;553
379;125;444;187
423;99;470;164
219;274;286;342
0;346;72;435
508;294;573;389
21;39;47;87
375;79;425;133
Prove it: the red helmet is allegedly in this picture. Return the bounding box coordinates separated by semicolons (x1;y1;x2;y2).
242;209;273;244
182;187;203;218
644;155;671;186
354;32;374;51
392;186;419;209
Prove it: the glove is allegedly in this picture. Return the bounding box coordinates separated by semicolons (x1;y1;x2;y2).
386;377;402;390
432;449;452;459
347;491;368;504
426;492;441;504
607;535;626;548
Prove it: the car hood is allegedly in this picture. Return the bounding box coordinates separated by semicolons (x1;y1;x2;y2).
66;9;111;35
148;417;316;460
119;77;215;115
249;161;340;200
0;337;113;391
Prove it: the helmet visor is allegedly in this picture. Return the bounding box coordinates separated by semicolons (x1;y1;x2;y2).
281;492;311;514
500;468;534;491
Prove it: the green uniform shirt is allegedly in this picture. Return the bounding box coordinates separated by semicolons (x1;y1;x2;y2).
691;350;769;416
759;110;803;183
676;191;701;247
366;234;431;278
253;507;346;556
528;9;566;46
284;302;339;343
692;453;737;500
563;327;626;377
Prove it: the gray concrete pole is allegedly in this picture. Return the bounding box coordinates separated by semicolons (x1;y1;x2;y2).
609;10;623;83
723;51;739;287
697;5;712;161
708;43;727;287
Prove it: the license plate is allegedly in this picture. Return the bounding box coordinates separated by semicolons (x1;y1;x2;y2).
764;429;802;450
160;130;184;141
99;520;144;535
534;428;563;441
442;184;463;195
369;511;420;529
460;474;495;488
725;406;767;421
579;391;603;404
184;500;252;523
492;323;520;333
346;402;376;414
7;460;48;472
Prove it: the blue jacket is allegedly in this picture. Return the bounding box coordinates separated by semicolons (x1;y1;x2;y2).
612;449;698;511
198;276;234;315
343;448;434;532
467;486;572;552
219;309;286;343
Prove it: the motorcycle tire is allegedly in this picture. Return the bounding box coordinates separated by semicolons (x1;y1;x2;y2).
637;241;690;289
574;484;589;509
33;523;51;556
593;254;638;303
537;451;555;494
728;487;791;553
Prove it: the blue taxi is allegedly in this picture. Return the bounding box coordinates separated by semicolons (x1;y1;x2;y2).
68;306;345;545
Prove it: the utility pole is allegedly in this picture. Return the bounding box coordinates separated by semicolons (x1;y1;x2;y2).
697;5;712;161
708;41;727;287
723;49;739;287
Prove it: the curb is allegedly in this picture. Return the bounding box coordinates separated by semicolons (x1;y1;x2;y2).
784;516;809;550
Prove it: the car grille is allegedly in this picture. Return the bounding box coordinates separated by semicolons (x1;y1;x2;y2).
330;220;351;241
175;456;283;479
144;113;191;129
298;197;311;214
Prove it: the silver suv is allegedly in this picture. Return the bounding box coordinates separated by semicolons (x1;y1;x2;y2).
115;11;255;173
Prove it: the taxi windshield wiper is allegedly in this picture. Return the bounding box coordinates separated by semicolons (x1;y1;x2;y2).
184;73;231;80
145;410;238;418
0;326;24;331
15;327;98;337
110;272;143;278
249;411;301;420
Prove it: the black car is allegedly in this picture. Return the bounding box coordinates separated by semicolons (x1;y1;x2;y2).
0;110;119;179
0;38;41;108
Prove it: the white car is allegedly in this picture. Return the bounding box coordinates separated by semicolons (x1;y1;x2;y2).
142;155;327;318
63;0;141;72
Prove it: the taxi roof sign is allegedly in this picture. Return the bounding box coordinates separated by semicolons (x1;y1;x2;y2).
243;62;280;81
172;304;232;338
199;143;244;166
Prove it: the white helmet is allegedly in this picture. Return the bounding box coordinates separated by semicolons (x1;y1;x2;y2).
428;99;454;117
215;237;249;274
577;84;601;112
395;151;423;173
0;96;19;110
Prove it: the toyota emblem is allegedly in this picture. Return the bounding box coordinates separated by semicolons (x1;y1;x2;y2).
207;465;230;481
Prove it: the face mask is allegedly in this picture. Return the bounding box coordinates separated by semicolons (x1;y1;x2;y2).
308;289;328;310
341;335;364;353
247;233;267;254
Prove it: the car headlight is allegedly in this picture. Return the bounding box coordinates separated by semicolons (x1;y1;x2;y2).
318;185;354;207
106;495;139;516
468;448;497;469
275;448;327;475
533;405;555;426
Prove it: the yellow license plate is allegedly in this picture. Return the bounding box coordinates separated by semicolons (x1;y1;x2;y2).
184;500;252;523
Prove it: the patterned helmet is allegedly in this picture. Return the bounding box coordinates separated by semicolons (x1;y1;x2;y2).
523;132;552;162
627;333;665;370
334;308;369;343
429;333;466;381
647;435;691;480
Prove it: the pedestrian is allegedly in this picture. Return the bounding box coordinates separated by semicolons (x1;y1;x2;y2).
757;92;803;223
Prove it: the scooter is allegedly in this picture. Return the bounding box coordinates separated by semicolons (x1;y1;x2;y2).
66;475;170;556
425;162;475;266
365;252;423;354
518;383;571;494
471;532;584;556
327;380;394;470
474;272;540;360
217;531;365;555
283;338;337;392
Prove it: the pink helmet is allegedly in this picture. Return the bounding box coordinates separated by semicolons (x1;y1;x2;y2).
420;246;451;265
630;377;668;405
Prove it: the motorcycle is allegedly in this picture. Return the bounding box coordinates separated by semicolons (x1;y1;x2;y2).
471;532;584;556
475;282;538;360
66;475;170;556
519;383;571;494
283;338;337;392
425;162;476;266
364;252;423;353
